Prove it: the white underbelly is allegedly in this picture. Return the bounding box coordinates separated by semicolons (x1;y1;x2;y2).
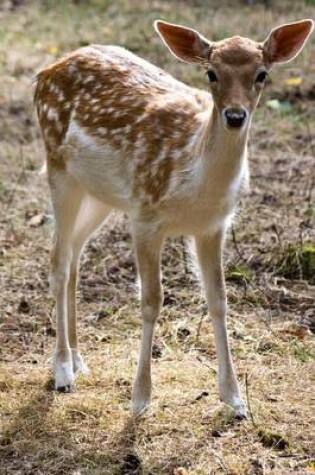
64;120;132;210
162;198;235;235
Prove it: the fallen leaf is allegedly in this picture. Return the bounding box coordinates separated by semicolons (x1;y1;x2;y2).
284;77;303;86
307;461;315;471
47;45;59;55
280;323;311;340
28;212;50;227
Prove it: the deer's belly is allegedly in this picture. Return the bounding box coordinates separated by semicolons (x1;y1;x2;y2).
162;196;237;235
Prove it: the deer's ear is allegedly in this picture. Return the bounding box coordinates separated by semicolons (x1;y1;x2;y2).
154;20;212;64
263;19;314;66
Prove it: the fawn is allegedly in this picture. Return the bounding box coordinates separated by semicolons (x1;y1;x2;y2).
34;19;313;418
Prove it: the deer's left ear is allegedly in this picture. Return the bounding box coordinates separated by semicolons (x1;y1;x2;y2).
263;19;314;66
154;20;212;64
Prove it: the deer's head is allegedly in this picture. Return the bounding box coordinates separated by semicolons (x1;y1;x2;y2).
155;19;314;132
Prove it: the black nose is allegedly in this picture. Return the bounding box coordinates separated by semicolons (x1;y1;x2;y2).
224;108;247;128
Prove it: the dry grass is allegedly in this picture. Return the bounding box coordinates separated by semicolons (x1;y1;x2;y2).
0;0;315;474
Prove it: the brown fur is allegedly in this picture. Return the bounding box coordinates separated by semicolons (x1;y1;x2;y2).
35;47;206;203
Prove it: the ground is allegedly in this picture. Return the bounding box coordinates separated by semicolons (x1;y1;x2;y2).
0;0;314;474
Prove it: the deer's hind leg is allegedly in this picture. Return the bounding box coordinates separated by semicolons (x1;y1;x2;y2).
50;168;111;391
67;194;112;378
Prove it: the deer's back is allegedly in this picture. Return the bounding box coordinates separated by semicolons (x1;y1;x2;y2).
34;46;213;210
35;45;209;150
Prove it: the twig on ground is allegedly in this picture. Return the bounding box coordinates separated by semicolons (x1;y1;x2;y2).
245;372;257;427
231;225;245;262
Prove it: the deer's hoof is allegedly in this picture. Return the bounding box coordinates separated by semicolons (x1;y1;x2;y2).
54;360;75;392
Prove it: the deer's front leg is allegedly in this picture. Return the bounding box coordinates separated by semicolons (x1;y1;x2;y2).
195;229;246;419
132;227;164;416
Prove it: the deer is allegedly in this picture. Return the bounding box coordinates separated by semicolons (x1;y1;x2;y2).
34;18;314;419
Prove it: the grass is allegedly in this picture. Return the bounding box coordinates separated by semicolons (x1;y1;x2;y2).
1;0;315;474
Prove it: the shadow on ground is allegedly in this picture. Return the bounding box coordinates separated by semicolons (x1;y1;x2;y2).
0;381;139;474
0;377;245;475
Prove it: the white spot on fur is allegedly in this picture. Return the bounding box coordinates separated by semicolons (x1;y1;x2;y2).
57;90;65;102
83;75;95;84
47;107;59;122
112;134;123;142
68;63;77;74
97;127;107;136
49;82;61;95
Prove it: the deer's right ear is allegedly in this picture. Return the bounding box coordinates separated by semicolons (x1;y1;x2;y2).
154;20;212;64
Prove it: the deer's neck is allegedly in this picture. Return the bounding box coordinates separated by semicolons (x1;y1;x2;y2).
207;107;248;161
198;106;249;187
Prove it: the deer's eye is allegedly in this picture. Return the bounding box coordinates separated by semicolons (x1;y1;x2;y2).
207;70;218;83
256;71;268;84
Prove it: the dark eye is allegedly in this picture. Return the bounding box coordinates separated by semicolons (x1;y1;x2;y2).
256;71;268;84
207;70;218;83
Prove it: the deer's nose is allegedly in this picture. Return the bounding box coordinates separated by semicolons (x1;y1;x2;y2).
224;108;247;128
